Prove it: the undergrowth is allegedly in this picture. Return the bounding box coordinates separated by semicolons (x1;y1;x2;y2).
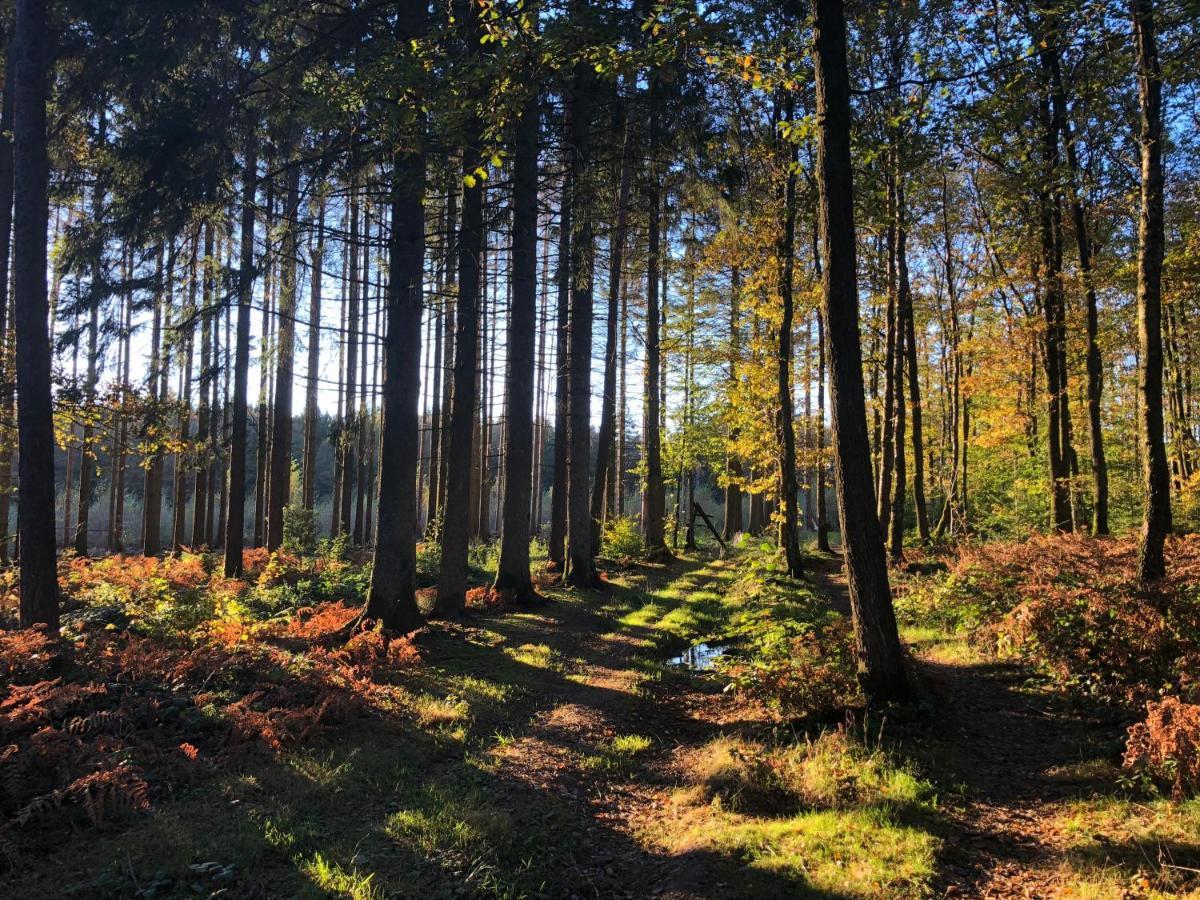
0;549;422;863
895;533;1200;799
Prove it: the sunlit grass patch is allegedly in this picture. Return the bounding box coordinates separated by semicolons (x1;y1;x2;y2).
1052;797;1200;897
504;641;561;670
410;693;470;729
300;851;383;900
443;672;518;709
900;625;976;664
285;747;359;788
582;733;654;773
650;730;939;896
683;806;936;896
384;785;514;864
619;599;671;629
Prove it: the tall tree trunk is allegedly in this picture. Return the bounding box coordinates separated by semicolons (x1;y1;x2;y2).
110;267;132;552
888;274;906;562
354;206;371;545
436;0;486;611
223;125;257;576
897;177;928;543
548;165;571;571
0;54;14;565
303;195;324;510
253;177;274;546
812;0;906;702
564;53;599;588
816;308;831;553
775;95;803;578
142;246;166;556
340;179;360;539
1133;0;1171;580
366;130;427;632
589;90;632;556
172;237;198;551
331;243;346;535
495;86;540;599
1036;61;1074;533
641;81;670;561
617;278;628;520
267;157;300;551
13;0;58;627
75;289;99;556
723;265;744;540
426;191;450;530
876;205;896;531
1051;78;1109;533
192;224;214;546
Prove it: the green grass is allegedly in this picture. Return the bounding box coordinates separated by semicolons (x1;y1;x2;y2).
581;733;654;773
649;730;940;897
1050;797;1200;897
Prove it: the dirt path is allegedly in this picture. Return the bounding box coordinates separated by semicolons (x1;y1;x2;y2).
447;551;1125;898
917;653;1120;898
810;548;1124;898
441;557;774;898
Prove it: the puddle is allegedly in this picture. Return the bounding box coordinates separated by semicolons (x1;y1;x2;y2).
669;642;727;670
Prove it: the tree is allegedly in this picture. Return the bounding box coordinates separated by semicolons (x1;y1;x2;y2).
774;93;803;579
223;120;258;577
1133;0;1171;580
436;0;486;614
590;88;633;555
812;0;906;702
641;77;671;562
495;81;540;600
13;0;59;628
563;48;600;589
366;136;426;631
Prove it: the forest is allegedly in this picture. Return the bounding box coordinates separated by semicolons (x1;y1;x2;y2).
2;0;1200;895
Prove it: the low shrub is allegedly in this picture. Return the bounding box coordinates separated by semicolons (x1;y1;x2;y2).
282;504;318;556
601;516;643;562
1124;696;1200;800
715;545;860;717
895;534;1200;704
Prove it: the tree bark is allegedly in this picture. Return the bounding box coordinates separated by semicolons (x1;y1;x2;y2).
142;247;166;556
495;86;540;599
340;179;360;539
1133;0;1172;580
436;0;486;612
13;0;58;627
223;125;257;576
548;165;571;571
0;53;14;565
266;154;299;551
812;0;907;702
192;223;214;546
366;131;426;632
723;265;744;540
590;91;632;556
172;237;198;552
564;53;599;588
303;195;324;511
641;81;670;561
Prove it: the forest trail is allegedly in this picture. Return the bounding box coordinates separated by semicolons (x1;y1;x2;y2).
805;549;1125;898
916;648;1119;898
457;550;1125;898
442;555;787;898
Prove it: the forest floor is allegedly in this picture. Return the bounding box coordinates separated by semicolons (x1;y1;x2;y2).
4;544;1199;898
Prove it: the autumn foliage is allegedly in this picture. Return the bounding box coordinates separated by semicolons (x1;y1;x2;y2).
0;551;421;858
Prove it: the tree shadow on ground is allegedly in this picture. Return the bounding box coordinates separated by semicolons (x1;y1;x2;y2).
6;554;878;900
